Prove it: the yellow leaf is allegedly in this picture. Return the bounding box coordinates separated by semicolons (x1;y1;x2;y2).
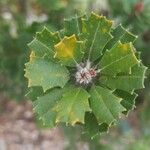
54;34;77;59
29;51;36;62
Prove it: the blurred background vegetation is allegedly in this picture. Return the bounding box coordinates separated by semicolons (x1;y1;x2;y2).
0;0;150;149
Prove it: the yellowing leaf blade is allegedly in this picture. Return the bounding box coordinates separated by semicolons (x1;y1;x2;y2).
54;34;84;66
54;85;91;125
99;42;139;75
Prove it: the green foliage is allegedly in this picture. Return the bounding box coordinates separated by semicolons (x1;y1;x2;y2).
25;12;147;138
54;85;91;125
81;13;113;61
25;57;69;92
28;28;60;59
89;86;125;125
0;16;31;99
0;0;89;100
99;42;138;75
114;90;137;114
33;88;64;128
100;64;146;93
108;0;150;33
127;136;150;150
36;0;67;11
54;34;84;66
84;112;109;138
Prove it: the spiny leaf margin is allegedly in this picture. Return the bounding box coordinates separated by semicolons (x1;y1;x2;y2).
24;12;147;138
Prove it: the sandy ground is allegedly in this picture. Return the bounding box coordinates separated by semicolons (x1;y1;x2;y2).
0;96;65;150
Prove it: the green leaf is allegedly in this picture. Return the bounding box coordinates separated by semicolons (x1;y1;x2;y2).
33;88;64;128
64;15;85;37
99;41;139;75
114;90;137;115
84;112;108;138
82;12;113;61
54;85;91;125
36;27;60;50
28;39;53;58
104;24;137;50
28;27;60;60
54;34;84;66
100;64;147;92
26;86;43;101
25;57;69;92
89;85;125;125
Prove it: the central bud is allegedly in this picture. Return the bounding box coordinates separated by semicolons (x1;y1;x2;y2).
75;61;99;85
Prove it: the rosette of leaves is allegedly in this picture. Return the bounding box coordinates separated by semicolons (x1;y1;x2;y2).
25;12;147;138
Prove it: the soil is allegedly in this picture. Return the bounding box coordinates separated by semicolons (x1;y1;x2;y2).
0;95;65;150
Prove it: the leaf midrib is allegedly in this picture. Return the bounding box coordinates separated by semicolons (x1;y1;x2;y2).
100;52;135;72
68;88;81;122
93;87;115;123
112;75;142;79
